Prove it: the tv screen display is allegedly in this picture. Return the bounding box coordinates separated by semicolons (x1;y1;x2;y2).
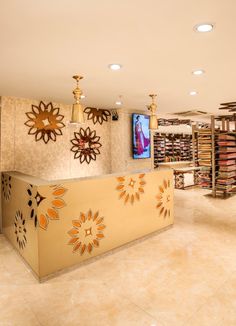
132;114;151;159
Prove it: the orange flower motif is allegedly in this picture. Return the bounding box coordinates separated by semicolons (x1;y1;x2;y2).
39;185;67;230
156;179;172;218
68;210;106;255
116;174;146;204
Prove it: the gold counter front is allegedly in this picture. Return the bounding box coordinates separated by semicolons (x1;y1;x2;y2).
2;170;174;280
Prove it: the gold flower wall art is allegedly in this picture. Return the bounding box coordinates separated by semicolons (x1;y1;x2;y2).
70;127;102;164
116;174;146;204
156;179;172;218
84;107;111;125
68;210;106;255
25;101;65;144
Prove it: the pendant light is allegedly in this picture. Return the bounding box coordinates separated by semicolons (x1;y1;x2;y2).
70;75;85;124
148;94;158;130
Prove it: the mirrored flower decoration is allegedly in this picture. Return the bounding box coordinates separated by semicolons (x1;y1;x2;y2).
2;173;12;201
84;107;111;125
70;127;102;164
24;101;65;144
156;179;172;218
68;210;105;255
116;173;146;204
14;210;27;249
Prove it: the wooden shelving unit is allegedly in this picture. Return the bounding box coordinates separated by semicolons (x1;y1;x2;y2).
195;113;236;198
211;115;236;198
194;122;213;190
153;133;193;168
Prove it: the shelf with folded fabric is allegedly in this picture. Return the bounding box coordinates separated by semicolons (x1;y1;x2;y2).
214;132;236;196
153;132;193;167
196;129;213;189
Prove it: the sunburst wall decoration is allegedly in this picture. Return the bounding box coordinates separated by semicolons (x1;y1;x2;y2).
14;210;27;249
156;179;172;218
116;173;146;204
68;210;106;255
2;173;12;201
70;126;102;164
24;101;65;144
84;107;111;125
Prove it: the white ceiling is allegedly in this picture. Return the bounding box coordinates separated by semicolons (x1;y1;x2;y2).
0;0;236;114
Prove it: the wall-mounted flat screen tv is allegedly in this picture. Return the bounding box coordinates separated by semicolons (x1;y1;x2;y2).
132;114;151;159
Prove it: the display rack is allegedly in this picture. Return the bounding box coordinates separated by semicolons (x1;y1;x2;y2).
211;113;236;198
195;110;236;198
153;133;193;167
194;125;213;189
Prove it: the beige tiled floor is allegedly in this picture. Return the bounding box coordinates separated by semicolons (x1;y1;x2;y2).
1;188;236;325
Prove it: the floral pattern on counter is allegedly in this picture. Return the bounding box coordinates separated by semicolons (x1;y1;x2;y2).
68;210;106;255
24;101;65;144
27;184;46;227
70;127;102;164
116;173;146;204
84;107;111;125
156;179;172;218
14;210;27;249
2;173;12;201
38;185;67;230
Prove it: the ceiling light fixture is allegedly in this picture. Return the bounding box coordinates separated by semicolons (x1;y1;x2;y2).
70;75;85;124
147;94;158;130
192;69;205;75
190;91;198;96
80;95;86;99
115;95;123;106
109;63;122;71
194;23;213;33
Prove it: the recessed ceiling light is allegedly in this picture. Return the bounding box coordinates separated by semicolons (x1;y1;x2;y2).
80;95;85;99
190;91;197;96
109;64;122;70
194;23;213;33
192;69;205;75
115;100;122;105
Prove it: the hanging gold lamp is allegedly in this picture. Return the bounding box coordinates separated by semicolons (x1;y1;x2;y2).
70;75;85;124
148;94;158;130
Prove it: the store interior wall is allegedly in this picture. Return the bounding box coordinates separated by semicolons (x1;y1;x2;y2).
0;96;111;181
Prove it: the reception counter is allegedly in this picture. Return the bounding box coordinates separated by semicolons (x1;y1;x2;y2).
1;169;174;280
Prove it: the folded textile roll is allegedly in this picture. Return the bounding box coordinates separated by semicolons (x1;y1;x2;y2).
218;134;236;141
219;165;236;171
219;160;236;166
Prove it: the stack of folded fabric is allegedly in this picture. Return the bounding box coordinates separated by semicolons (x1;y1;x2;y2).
216;133;236;193
218;171;236;178
197;130;212;188
219;159;236;166
219;165;236;172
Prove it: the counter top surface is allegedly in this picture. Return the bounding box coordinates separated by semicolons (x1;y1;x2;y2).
3;168;167;186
